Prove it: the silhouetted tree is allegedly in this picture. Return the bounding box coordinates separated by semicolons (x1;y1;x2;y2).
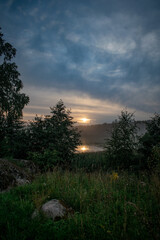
0;27;29;156
28;100;81;167
105;110;139;169
139;113;160;169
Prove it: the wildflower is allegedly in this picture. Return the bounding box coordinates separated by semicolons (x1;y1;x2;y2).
99;224;105;229
111;171;119;180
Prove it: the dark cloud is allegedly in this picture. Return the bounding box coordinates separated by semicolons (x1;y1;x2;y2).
0;0;160;120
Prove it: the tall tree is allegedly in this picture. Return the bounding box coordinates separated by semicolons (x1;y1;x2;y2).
0;27;29;156
105;110;139;169
0;27;29;119
48;100;81;163
28;100;81;166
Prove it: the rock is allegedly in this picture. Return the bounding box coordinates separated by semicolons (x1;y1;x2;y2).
41;200;67;220
11;159;39;174
32;199;74;221
16;178;30;186
32;209;39;219
0;159;31;191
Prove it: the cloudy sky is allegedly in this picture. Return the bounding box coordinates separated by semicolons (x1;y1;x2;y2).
0;0;160;123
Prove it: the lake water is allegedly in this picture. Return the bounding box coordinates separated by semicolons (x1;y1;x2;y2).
76;145;104;153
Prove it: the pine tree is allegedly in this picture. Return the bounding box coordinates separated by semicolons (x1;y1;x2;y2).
28;100;81;166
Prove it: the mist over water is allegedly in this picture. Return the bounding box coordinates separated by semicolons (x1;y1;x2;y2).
77;145;104;153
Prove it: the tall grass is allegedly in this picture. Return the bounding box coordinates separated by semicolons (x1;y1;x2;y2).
72;152;108;172
0;170;159;240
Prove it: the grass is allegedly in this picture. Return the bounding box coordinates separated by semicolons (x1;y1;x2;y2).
0;169;160;240
72;152;108;172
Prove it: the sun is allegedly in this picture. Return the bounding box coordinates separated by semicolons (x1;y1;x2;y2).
82;118;88;123
81;146;87;151
81;118;90;123
76;145;89;152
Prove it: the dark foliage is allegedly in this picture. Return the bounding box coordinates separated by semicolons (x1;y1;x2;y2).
0;27;29;119
27;100;81;168
139;113;160;170
105;110;139;170
0;27;29;157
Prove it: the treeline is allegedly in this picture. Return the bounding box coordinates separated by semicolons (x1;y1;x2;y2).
105;111;160;171
0;100;81;170
0;28;80;170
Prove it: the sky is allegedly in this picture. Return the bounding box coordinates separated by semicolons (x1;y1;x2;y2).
0;0;160;124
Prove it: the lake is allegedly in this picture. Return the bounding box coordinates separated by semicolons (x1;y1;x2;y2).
76;145;104;153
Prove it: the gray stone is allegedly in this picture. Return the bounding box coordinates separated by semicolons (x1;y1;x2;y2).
16;178;30;186
32;199;73;221
42;199;67;220
15;159;39;174
0;159;31;191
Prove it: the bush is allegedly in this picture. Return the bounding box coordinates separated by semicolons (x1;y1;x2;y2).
28;149;61;172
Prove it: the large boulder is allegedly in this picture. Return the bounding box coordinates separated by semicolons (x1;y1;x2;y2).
32;199;74;221
0;159;31;191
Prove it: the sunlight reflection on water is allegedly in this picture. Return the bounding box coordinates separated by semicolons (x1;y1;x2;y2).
76;145;104;153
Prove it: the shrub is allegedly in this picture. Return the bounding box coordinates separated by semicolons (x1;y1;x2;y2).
28;149;61;172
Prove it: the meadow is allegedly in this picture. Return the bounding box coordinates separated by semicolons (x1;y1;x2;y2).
0;156;160;240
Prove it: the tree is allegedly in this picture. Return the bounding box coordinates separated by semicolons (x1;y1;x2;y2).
0;27;29;119
28;100;81;167
146;113;160;143
0;27;29;156
139;113;160;170
105;110;139;169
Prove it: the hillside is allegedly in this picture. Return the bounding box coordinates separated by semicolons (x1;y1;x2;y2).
77;121;147;145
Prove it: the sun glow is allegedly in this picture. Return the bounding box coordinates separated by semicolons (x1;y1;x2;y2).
81;146;87;151
77;145;89;152
80;118;90;123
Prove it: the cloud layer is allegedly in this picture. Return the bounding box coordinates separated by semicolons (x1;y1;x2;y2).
0;0;160;122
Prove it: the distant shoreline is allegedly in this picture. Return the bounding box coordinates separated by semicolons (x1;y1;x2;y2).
77;121;147;145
